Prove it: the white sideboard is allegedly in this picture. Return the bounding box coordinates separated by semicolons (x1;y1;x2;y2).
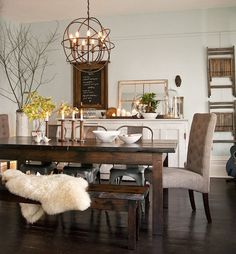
64;118;189;179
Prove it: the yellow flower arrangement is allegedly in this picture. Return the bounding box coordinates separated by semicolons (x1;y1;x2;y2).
22;92;56;131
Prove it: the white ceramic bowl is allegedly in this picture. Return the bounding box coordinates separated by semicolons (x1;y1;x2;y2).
93;130;120;143
118;133;142;144
141;112;158;119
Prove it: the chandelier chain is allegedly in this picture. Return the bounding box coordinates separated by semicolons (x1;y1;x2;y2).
87;0;90;20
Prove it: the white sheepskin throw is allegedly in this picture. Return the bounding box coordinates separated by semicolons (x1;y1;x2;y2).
2;169;91;223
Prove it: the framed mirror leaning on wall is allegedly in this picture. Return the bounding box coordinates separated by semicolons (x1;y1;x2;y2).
118;79;168;117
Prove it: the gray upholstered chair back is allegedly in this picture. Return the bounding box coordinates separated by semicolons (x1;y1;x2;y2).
186;113;217;177
0;114;10;138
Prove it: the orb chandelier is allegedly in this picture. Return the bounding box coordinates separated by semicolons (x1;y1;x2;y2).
61;0;115;73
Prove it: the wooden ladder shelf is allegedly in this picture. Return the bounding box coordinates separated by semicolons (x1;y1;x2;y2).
207;46;235;97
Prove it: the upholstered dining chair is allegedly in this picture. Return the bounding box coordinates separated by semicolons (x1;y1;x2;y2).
145;113;217;223
0;114;12;170
20;124;63;175
62;125;107;183
109;125;154;186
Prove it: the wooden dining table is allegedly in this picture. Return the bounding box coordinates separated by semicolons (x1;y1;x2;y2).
0;136;177;235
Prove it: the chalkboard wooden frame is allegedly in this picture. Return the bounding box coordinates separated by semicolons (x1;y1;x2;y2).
73;62;108;109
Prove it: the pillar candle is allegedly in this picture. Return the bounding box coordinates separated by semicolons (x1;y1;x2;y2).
61;111;65;120
72;111;75;120
80;108;83;121
45;112;49;122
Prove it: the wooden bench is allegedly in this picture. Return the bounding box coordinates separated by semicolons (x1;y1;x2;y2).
0;183;148;250
88;184;149;249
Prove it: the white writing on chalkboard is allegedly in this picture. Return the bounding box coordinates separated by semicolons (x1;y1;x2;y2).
81;71;101;104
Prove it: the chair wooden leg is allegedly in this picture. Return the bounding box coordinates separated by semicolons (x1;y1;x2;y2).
188;190;196;211
202;193;212;223
163;188;168;209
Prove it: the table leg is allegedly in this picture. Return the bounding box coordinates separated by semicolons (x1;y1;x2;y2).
152;153;163;235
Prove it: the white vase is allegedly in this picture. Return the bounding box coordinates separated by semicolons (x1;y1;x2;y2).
141;112;158;119
32;119;46;139
16;111;30;136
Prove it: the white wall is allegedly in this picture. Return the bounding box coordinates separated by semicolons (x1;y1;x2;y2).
0;7;236;160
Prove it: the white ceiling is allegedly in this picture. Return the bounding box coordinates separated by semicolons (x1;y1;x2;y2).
1;0;236;23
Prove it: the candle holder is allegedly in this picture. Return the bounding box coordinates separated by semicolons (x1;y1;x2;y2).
70;119;76;142
58;119;66;142
45;120;49;137
78;120;85;142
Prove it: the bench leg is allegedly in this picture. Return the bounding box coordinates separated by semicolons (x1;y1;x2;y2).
128;200;138;250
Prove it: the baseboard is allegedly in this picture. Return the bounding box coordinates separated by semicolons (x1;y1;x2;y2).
210;156;231;178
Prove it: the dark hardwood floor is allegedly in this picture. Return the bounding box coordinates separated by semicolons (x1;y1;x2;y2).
0;178;235;254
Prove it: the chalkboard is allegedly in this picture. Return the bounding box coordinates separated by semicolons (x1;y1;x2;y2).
81;71;101;105
73;62;108;109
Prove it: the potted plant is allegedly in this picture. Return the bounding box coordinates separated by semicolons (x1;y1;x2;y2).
139;92;159;119
0;22;58;135
22;92;56;134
